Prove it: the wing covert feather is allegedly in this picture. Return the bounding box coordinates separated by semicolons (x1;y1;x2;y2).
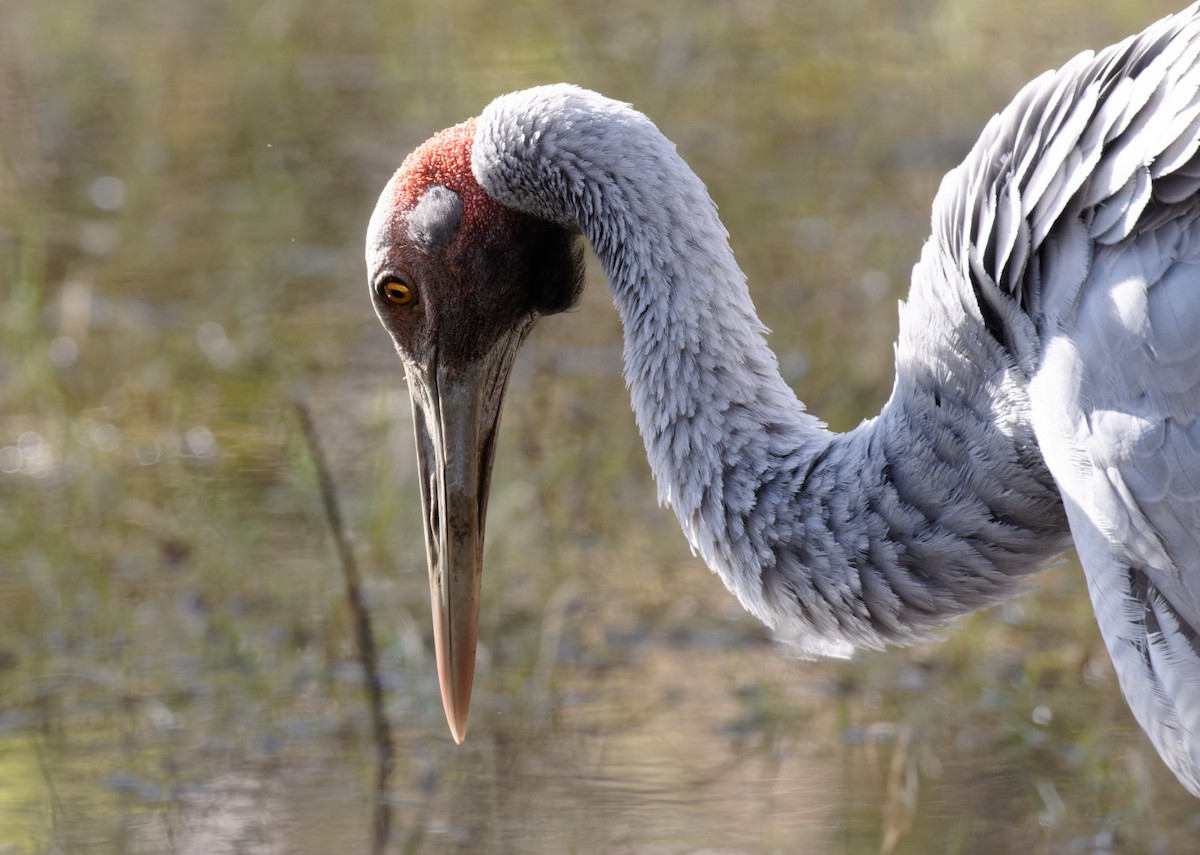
915;4;1200;793
1029;218;1200;795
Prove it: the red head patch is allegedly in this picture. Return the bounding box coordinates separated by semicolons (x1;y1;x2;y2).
393;120;486;220
369;118;521;256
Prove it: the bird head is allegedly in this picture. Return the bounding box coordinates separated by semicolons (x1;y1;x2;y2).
366;118;584;743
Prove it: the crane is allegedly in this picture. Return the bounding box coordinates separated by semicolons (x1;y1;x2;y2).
366;5;1200;795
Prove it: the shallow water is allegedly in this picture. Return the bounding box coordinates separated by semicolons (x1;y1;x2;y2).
2;0;1198;852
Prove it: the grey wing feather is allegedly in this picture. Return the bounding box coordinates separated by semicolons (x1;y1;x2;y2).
920;5;1200;792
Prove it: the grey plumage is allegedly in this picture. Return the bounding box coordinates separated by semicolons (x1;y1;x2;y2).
406;185;465;253
370;5;1200;791
476;82;1073;655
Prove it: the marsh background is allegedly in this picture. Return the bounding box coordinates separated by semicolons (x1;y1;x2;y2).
1;0;1197;852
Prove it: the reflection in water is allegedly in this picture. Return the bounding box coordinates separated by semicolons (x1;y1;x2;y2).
0;0;1197;853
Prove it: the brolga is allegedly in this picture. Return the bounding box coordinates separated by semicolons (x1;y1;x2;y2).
367;6;1200;794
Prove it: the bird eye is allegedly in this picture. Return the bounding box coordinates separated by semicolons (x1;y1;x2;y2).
380;278;416;306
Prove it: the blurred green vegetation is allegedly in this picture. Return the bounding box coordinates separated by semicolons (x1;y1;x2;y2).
1;0;1196;852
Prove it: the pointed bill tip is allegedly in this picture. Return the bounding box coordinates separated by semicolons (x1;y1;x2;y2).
432;591;476;743
441;678;469;744
448;710;467;745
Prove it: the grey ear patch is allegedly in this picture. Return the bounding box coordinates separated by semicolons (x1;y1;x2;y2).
406;185;464;252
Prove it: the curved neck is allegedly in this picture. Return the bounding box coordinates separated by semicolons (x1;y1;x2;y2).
473;85;826;498
472;85;1071;651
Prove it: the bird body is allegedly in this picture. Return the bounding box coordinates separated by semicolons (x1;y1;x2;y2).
369;5;1200;794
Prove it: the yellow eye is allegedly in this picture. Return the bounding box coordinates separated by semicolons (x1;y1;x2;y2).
382;279;415;305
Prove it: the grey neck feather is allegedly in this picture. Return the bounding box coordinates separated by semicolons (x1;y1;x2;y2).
472;84;1071;654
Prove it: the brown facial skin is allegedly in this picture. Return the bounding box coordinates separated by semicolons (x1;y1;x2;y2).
367;120;583;742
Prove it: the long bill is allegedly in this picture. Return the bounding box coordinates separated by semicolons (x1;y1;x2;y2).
403;341;519;743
